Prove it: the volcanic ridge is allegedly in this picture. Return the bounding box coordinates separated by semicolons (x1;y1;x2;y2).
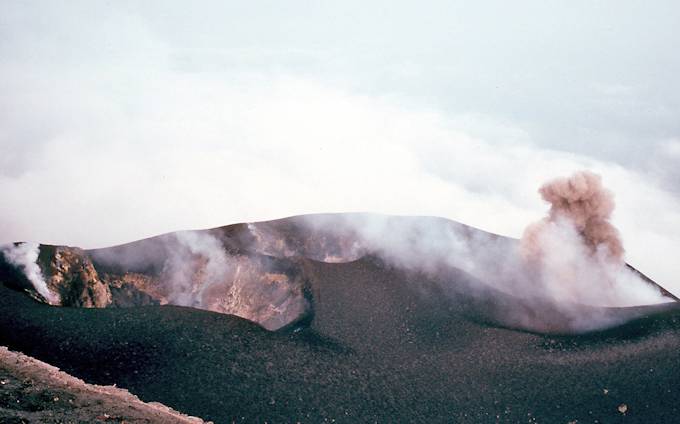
0;211;679;422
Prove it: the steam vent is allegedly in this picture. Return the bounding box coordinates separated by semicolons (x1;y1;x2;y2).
1;213;679;423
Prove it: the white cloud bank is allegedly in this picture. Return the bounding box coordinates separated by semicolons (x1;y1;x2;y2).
1;2;679;296
1;75;679;295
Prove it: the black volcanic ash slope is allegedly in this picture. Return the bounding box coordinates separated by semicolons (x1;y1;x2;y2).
2;255;680;423
1;214;680;423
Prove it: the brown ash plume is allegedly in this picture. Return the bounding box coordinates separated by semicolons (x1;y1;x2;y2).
522;171;623;264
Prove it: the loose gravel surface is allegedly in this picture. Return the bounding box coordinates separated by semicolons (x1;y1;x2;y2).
1;257;680;423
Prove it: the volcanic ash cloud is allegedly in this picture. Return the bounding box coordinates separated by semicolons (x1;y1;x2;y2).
522;171;623;262
519;171;666;306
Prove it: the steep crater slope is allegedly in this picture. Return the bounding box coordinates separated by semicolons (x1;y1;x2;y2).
0;213;676;333
2;260;680;423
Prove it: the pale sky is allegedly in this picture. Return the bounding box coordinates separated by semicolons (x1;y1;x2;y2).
1;1;679;293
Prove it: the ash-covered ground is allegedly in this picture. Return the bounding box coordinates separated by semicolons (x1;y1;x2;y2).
1;211;680;423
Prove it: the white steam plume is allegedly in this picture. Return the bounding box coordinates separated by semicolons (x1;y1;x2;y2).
1;242;57;304
162;231;230;307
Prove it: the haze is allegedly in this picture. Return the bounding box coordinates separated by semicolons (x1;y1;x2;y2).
1;1;679;294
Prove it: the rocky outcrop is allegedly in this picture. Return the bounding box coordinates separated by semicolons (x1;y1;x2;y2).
42;246;112;308
197;255;310;331
2;240;313;331
0;346;207;423
103;272;163;307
